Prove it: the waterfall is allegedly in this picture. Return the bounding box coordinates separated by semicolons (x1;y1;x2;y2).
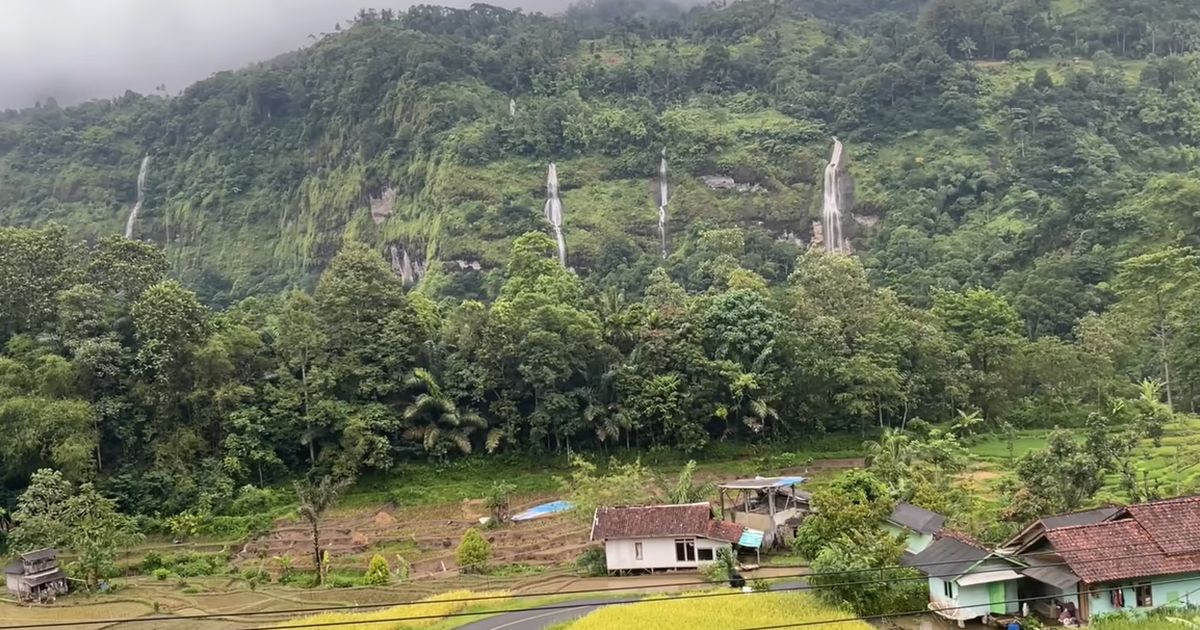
124;155;151;239
821;138;846;253
658;147;669;259
544;163;567;266
509;98;516;117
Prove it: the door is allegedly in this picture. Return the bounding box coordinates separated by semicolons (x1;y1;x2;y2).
989;582;1006;615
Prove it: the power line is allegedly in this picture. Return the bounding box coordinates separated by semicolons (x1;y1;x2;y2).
0;543;1179;630
238;573;1200;630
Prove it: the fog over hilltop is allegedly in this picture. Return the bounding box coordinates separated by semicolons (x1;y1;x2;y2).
0;0;583;109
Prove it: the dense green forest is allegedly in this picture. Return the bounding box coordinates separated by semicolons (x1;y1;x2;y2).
4;0;1200;537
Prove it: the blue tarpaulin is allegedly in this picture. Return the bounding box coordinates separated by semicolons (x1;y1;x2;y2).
512;500;573;521
738;529;766;549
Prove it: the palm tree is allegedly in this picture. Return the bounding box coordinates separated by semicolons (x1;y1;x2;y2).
402;368;487;459
295;475;352;585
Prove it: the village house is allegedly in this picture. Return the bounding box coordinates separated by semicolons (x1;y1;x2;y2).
885;502;947;559
717;476;809;549
1007;495;1200;623
4;548;68;602
905;530;1024;625
590;502;746;573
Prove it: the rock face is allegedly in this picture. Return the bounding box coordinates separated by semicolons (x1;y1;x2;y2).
370;187;396;225
700;175;765;193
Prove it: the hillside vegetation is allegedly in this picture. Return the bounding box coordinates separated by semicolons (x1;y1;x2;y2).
4;0;1200;566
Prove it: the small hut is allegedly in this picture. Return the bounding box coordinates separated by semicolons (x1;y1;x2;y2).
718;476;809;549
4;549;68;602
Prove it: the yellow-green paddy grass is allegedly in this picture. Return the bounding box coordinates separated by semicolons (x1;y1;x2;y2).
275;590;508;629
561;590;870;630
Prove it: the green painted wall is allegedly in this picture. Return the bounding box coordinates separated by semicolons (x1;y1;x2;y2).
1087;573;1200;618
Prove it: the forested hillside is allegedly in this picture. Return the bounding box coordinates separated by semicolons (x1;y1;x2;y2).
3;0;1200;529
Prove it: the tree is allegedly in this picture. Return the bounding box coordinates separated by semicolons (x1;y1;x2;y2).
663;460;713;504
295;475;353;585
1113;248;1200;410
456;528;492;574
484;481;517;523
402;368;488;459
793;470;894;560
558;456;653;523
9;469;142;589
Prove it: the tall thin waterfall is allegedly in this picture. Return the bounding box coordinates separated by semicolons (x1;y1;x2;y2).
658;148;669;259
124;155;151;239
821;139;845;253
509;98;516;117
545;163;567;266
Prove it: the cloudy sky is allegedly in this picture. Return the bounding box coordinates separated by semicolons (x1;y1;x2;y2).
0;0;569;109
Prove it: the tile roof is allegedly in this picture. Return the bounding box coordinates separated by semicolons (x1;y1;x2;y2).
1123;495;1200;555
1045;515;1200;583
889;502;947;535
590;503;745;543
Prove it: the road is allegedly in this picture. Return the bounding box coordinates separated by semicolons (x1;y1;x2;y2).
455;574;808;630
455;597;641;630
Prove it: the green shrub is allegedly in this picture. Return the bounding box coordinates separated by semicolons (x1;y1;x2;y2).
241;568;269;582
575;547;607;577
141;551;165;572
364;554;390;586
326;575;359;588
456;528;492;574
153;568;170;581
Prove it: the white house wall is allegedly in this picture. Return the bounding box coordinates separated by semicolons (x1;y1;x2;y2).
604;537;730;571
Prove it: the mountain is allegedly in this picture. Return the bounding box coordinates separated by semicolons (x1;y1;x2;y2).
1;0;1199;316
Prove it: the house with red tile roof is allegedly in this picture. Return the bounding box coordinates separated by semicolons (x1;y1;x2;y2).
1008;494;1200;622
590;502;746;572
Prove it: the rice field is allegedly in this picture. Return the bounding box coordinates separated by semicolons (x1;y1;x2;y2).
559;590;871;630
275;590;507;629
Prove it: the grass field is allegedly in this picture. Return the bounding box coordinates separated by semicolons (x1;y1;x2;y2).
558;590;871;630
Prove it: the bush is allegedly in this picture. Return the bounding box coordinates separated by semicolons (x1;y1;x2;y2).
456;528;492;574
141;551;165;572
326;575;359;588
364;554;390;586
153;568;170;581
699;547;737;583
575;547;607;577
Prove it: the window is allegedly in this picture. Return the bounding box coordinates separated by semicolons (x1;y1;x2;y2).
1135;583;1153;608
698;547;714;562
674;538;696;562
634;542;643;560
943;581;955;599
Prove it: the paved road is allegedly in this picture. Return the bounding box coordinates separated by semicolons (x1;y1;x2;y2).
455;597;641;630
455;576;808;630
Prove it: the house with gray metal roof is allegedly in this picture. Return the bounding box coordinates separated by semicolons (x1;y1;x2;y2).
885;502;947;558
903;531;1024;624
4;548;68;602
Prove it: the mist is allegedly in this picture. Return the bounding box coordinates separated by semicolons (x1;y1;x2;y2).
0;0;578;110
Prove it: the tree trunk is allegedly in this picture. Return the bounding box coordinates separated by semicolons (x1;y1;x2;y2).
311;520;323;585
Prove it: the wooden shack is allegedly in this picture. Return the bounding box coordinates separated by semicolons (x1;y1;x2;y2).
4;549;68;601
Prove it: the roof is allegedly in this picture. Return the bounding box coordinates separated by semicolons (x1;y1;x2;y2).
4;562;22;575
590;503;745;544
24;569;66;587
738;529;765;549
907;531;991;578
1021;561;1081;590
718;476;807;490
19;549;57;563
1123;495;1200;555
1046;517;1200;583
957;569;1022;586
888;502;947;535
1040;506;1121;531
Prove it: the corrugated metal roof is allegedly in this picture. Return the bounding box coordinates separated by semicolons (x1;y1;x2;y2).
738;529;765;549
958;569;1022;586
909;535;990;578
718;476;807;490
889;502;947;535
1040;507;1120;531
1021;564;1080;590
19;549;56;563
